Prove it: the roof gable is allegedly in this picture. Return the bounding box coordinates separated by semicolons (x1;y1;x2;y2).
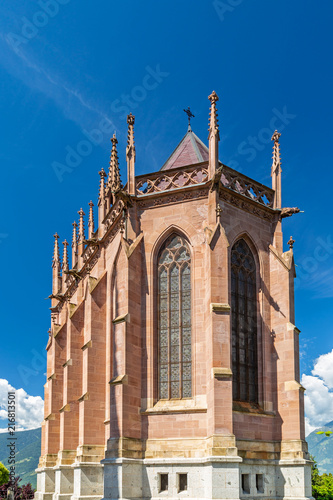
161;127;209;171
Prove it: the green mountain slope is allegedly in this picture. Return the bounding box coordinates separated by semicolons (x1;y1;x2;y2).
0;428;41;489
307;420;333;475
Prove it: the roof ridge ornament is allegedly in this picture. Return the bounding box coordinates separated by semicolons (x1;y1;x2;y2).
183;106;195;131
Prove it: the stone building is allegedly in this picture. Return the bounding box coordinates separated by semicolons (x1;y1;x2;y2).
35;92;312;500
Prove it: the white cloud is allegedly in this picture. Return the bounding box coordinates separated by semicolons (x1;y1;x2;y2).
0;379;44;432
302;349;333;436
312;349;333;388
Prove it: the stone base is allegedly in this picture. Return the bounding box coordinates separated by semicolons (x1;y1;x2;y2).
101;456;313;500
37;456;313;500
53;465;74;500
34;468;55;500
71;462;104;500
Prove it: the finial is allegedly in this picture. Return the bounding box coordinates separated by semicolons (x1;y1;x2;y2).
183;106;195;130
78;208;85;243
62;239;69;279
52;233;62;294
271;130;282;210
208;91;220;178
215;204;222;221
288;236;295;250
127;113;136;156
72;221;78;267
209;90;219;104
108;133;122;196
271;130;282;173
127;112;135;127
99;168;106;201
88;201;94;238
52;233;60;266
72;222;78;246
126;113;136;196
208;91;220;137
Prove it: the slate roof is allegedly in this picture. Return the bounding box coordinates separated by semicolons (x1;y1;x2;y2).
160;126;209;171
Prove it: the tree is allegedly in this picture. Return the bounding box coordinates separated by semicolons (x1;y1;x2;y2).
0;463;9;486
311;455;333;500
0;476;35;500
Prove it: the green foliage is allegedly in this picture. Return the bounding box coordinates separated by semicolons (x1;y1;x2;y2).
317;431;333;437
312;455;333;500
0;462;9;486
0;429;41;489
308;421;333;475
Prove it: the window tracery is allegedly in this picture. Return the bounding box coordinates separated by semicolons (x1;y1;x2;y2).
231;239;258;402
158;234;191;400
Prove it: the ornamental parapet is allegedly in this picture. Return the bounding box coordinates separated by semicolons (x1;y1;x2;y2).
136;162;274;209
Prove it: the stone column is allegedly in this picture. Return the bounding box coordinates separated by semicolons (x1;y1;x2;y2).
103;241;143;500
270;248;312;499
36;327;65;500
53;307;83;500
72;277;107;500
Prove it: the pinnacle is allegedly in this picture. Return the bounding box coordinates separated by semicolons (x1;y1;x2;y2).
271;130;281;142
127;112;135;126
208;90;219;104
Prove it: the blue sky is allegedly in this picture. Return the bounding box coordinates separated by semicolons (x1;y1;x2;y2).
0;0;332;433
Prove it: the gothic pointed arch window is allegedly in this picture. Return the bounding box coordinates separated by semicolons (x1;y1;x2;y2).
158;234;192;400
231;239;258;403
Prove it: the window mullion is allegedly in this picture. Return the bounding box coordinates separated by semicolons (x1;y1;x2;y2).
236;268;240;401
179;263;182;399
167;265;171;400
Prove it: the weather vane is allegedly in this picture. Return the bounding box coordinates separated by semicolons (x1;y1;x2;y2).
183;106;195;128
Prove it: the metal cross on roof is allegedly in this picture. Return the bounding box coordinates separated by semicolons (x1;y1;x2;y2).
183;106;195;128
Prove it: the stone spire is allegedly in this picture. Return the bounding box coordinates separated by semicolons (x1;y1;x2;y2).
52;233;62;294
108;133;122;205
98;168;107;236
88;201;95;239
126;113;136;195
62;239;69;292
62;239;69;273
78;208;85;267
271;130;282;209
208;91;220;177
72;221;78;268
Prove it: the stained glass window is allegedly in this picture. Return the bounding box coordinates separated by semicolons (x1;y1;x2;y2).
231;239;258;402
158;235;192;399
